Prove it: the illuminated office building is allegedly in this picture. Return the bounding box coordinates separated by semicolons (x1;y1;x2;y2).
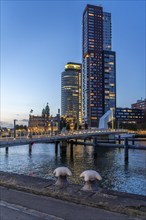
82;4;116;127
61;62;82;126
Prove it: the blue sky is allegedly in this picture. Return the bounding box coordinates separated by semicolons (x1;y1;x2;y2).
1;0;145;127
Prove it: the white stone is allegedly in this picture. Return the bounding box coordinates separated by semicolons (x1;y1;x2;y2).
53;167;72;177
80;170;102;181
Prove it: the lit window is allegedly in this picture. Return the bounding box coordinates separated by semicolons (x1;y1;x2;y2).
84;54;90;58
88;13;94;16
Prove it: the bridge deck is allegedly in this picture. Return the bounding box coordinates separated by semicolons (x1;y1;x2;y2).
0;130;146;150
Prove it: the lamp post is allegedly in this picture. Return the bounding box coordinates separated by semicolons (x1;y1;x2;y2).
14;119;17;139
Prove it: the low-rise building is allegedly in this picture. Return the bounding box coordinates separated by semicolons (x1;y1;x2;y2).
115;108;144;122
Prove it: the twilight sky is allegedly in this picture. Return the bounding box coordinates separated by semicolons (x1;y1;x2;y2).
1;0;146;127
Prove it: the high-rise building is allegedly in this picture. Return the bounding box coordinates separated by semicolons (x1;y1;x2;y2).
103;51;116;113
103;12;112;51
82;4;116;127
61;62;82;126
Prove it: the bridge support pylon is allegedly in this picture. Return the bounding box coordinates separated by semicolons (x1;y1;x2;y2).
70;140;74;160
124;138;129;162
93;137;98;147
55;141;59;155
118;135;121;144
132;139;135;145
60;140;67;158
29;143;33;154
60;140;67;147
6;147;9;154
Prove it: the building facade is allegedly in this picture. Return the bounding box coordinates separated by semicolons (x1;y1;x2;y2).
82;4;116;127
103;12;112;51
115;108;144;122
28;104;60;134
103;50;116;113
61;62;82;126
131;99;146;110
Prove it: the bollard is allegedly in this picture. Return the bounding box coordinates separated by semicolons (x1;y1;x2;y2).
124;137;129;162
53;167;72;186
80;170;102;191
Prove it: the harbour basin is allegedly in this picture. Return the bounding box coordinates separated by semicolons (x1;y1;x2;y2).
0;143;146;196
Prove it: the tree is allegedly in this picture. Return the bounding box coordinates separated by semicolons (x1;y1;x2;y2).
15;125;27;130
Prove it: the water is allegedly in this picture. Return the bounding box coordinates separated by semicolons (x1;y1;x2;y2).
0;143;146;196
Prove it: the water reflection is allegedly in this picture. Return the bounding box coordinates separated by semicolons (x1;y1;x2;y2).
0;143;146;195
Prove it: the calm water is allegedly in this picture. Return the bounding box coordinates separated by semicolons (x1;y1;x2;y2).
0;143;146;196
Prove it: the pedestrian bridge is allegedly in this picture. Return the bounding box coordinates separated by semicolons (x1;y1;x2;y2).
0;129;128;148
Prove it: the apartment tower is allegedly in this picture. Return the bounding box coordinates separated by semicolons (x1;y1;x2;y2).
82;4;116;127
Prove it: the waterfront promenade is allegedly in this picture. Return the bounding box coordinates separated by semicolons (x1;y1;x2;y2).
0;172;146;220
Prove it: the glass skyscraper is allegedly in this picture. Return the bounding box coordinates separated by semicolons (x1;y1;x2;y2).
82;4;116;127
61;62;82;126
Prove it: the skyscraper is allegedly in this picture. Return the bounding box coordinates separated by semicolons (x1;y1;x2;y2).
61;62;82;126
82;4;116;127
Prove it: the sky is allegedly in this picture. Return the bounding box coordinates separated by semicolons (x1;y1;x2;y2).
1;0;146;127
